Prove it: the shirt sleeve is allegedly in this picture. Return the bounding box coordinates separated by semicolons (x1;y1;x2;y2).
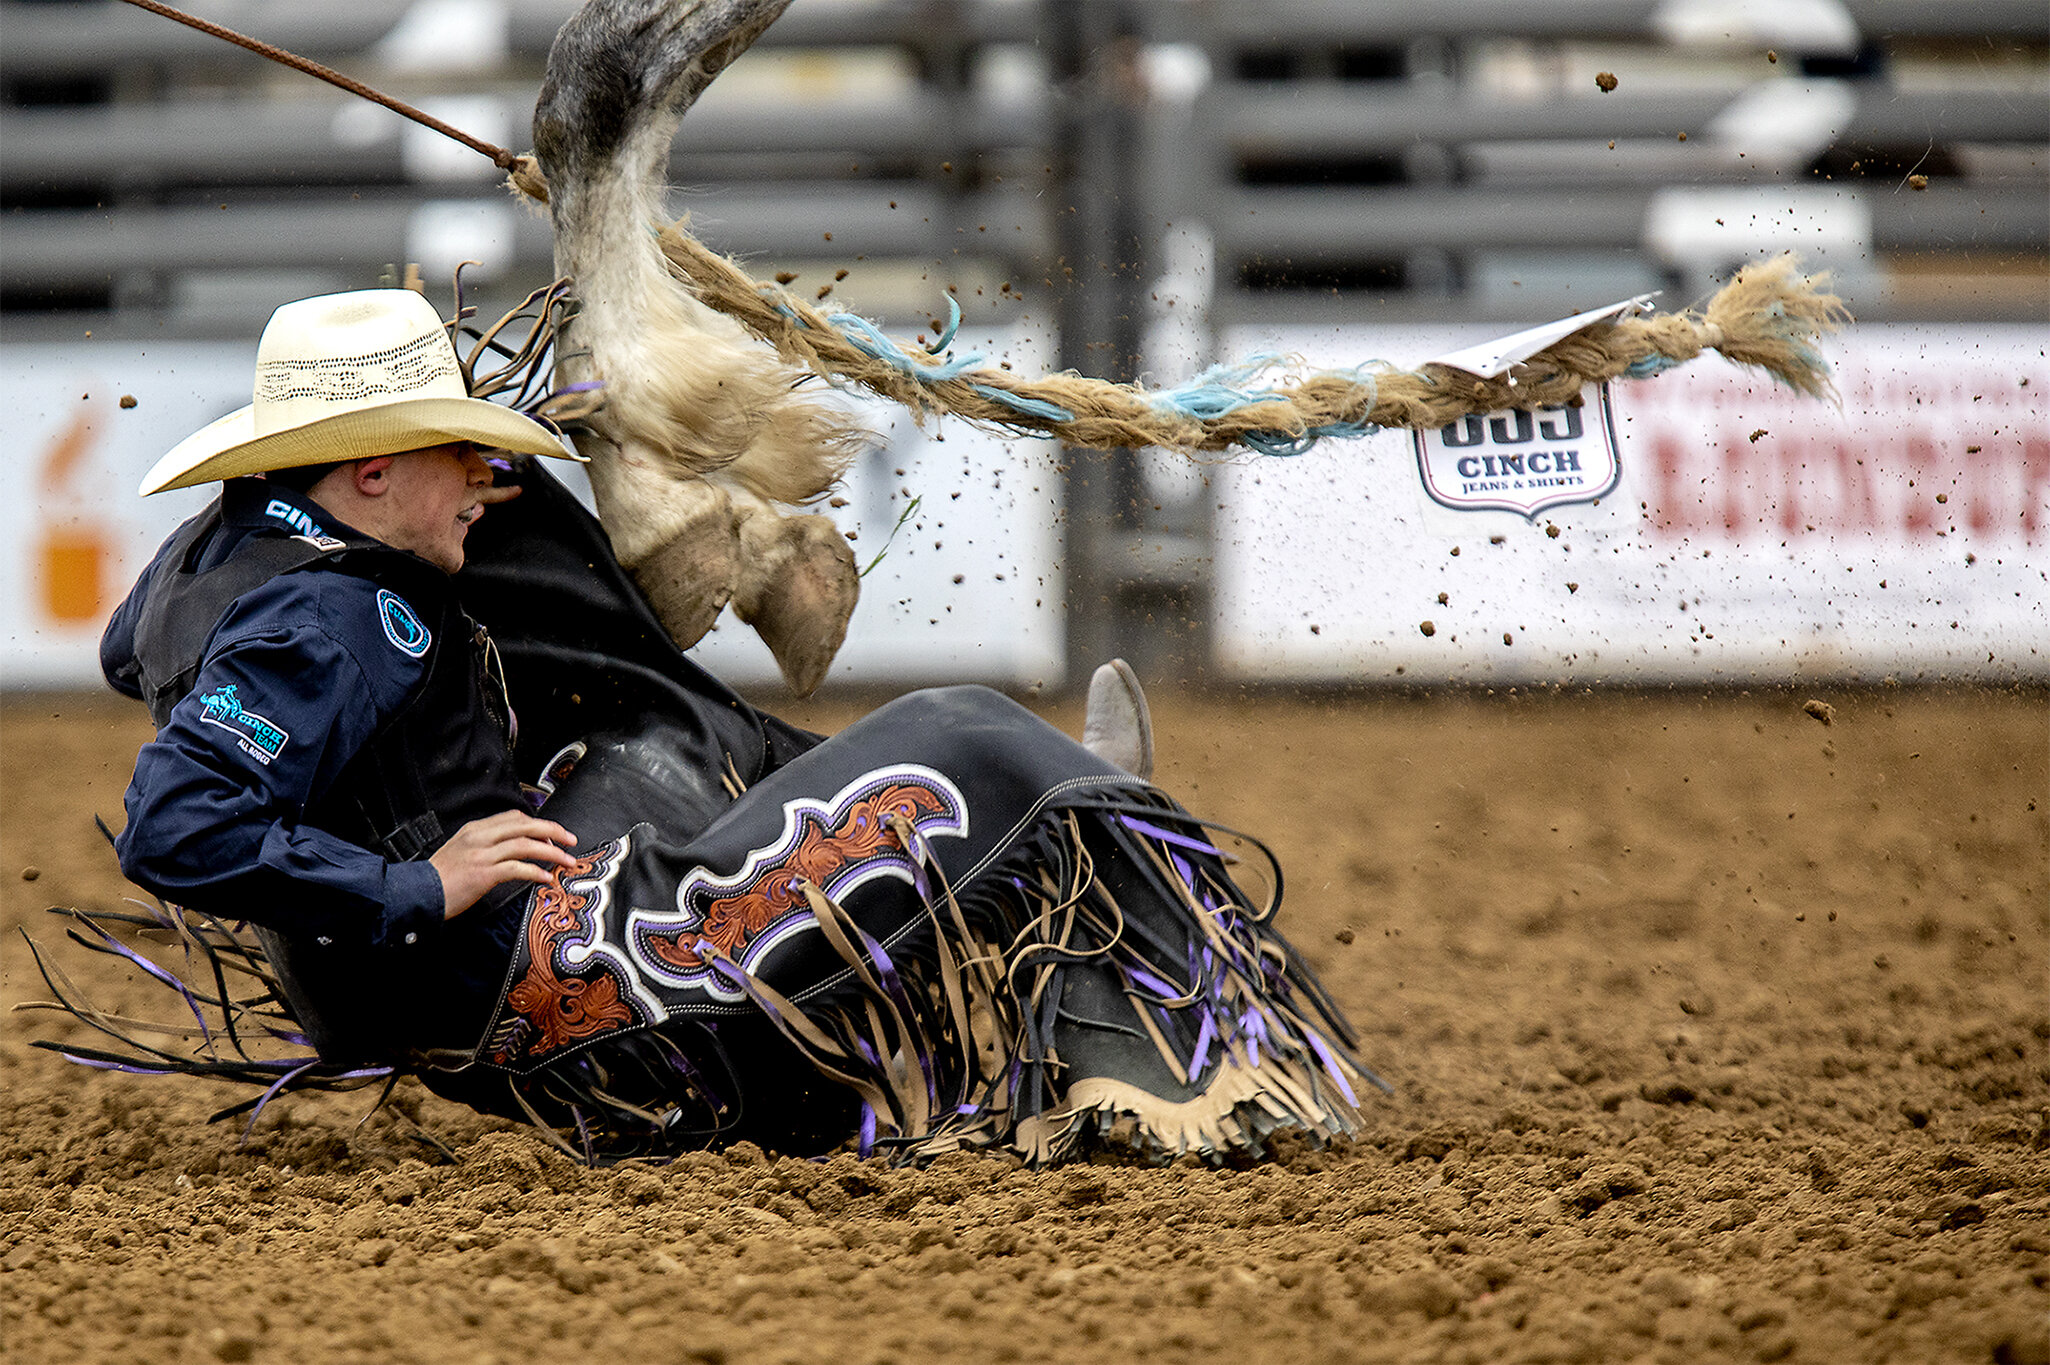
115;576;445;951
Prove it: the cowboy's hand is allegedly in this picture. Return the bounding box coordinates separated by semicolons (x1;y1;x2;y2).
429;810;579;919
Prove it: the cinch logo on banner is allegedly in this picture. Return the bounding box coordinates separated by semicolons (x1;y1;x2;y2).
1412;383;1622;519
1403;295;1647;523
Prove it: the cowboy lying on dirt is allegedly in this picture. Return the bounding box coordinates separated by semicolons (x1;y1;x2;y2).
103;291;607;1064
91;287;1375;1165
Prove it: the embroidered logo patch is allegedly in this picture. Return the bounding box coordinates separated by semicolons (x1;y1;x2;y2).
197;684;289;765
377;589;431;658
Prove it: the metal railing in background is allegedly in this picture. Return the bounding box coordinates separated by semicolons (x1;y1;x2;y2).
6;0;2043;330
0;0;1040;72
1179;0;2048;329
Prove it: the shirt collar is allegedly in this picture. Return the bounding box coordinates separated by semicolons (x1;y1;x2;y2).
220;477;372;547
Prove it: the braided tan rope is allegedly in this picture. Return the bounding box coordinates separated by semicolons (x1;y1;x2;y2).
653;224;1849;452
510;163;1847;453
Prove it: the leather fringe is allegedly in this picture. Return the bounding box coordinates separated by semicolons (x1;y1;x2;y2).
16;903;397;1135
694;792;1388;1166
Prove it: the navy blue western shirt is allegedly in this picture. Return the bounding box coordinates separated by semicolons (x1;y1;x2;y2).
105;481;452;954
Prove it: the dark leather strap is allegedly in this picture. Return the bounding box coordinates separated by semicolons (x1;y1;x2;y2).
132;513;335;727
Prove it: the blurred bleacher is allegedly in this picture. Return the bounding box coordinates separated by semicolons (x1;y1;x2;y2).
2;0;2044;344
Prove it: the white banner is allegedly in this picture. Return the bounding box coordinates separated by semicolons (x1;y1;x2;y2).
0;343;237;689
1213;323;2047;684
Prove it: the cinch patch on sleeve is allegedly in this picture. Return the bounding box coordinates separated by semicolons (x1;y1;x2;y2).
377;589;432;658
197;684;290;765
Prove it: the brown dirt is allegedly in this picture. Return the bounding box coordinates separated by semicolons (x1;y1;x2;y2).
3;687;2046;1365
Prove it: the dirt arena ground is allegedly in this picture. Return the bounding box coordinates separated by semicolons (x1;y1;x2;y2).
2;685;2044;1365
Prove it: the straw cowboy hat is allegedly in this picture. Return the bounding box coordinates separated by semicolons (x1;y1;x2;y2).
140;289;579;496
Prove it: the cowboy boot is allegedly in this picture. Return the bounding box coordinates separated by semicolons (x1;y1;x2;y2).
1081;658;1154;780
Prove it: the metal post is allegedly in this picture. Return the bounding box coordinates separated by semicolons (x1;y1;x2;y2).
1047;0;1156;685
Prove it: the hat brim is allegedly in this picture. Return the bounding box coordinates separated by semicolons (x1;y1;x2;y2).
140;395;583;495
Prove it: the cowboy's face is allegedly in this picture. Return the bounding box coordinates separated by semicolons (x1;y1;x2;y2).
372;442;495;573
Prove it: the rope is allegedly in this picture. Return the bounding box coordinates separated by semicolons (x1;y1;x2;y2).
634;220;1849;456
113;0;522;170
